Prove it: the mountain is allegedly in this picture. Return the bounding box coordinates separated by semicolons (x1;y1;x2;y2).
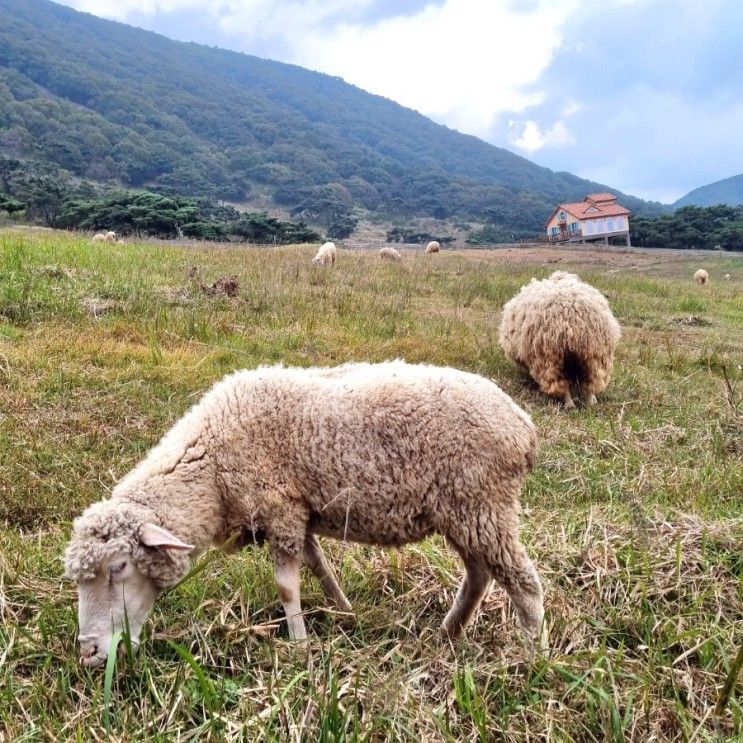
674;174;743;208
0;0;665;233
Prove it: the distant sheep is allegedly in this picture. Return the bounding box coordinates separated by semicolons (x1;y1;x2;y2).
64;361;545;667
379;247;402;261
499;271;621;409
694;269;709;285
92;232;116;244
425;240;440;254
312;241;337;267
724;273;731;280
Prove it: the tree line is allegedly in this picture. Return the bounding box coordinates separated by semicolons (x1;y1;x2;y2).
629;205;743;250
0;158;319;243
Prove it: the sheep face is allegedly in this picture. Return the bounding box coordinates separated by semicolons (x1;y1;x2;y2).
75;554;160;668
65;503;194;668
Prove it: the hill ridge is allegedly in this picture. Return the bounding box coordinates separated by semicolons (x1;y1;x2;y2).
674;174;743;208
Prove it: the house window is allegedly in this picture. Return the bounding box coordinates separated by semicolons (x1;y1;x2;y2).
585;221;593;234
616;217;624;229
607;218;614;232
559;211;566;221
569;222;579;233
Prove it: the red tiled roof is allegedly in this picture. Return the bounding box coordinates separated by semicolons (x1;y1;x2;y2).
585;192;617;203
545;197;630;227
580;203;630;218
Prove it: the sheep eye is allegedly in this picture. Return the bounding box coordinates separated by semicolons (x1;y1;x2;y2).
109;561;126;575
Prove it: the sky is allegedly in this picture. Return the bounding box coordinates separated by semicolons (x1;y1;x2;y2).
57;0;743;204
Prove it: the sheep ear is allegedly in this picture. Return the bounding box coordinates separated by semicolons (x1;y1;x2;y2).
140;523;194;552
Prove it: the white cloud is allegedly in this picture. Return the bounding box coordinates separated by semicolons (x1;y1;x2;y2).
508;120;575;152
288;0;582;138
561;100;582;117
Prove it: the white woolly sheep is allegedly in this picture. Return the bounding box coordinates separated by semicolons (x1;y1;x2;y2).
499;271;621;409
105;231;117;242
724;273;731;280
65;361;545;667
379;247;402;261
312;241;337;266
694;269;709;285
425;240;440;254
91;233;107;243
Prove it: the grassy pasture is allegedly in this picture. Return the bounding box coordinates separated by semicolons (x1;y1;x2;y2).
0;230;741;741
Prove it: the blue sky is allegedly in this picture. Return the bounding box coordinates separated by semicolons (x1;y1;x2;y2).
57;0;743;204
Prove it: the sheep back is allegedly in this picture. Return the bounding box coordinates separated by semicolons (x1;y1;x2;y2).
118;361;537;556
499;272;621;398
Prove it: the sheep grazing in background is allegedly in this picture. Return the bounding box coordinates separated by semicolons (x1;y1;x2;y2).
312;241;337;266
105;231;116;242
694;269;709;285
379;247;402;261
64;361;546;668
724;273;731;280
91;233;107;243
499;271;621;409
425;240;440;254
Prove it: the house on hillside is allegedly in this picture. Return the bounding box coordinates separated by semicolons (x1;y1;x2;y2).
545;193;631;246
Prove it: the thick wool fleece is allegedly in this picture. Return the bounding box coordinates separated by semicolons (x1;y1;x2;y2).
694;269;708;285
379;247;402;261
65;361;538;590
499;271;621;400
312;242;336;266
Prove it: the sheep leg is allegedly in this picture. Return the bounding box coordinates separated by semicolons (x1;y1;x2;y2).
488;545;547;657
274;550;307;640
441;550;492;639
303;534;352;612
562;389;575;409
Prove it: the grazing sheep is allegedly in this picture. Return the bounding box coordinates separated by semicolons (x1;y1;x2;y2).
694;269;709;285
724;273;731;280
425;240;440;254
379;247;402;261
312;241;337;266
499;271;621;409
91;233;107;243
65;361;545;667
105;231;117;242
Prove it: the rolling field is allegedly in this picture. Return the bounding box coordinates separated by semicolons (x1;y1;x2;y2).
1;230;741;741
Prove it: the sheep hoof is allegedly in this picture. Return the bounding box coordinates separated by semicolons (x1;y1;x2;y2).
586;393;597;406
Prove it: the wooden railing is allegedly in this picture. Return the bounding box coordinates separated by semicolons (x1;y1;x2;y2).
548;231;573;243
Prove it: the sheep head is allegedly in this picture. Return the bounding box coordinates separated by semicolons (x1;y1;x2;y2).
64;500;193;668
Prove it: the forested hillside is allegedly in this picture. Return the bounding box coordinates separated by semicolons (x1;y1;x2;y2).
0;0;664;233
674;174;743;208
